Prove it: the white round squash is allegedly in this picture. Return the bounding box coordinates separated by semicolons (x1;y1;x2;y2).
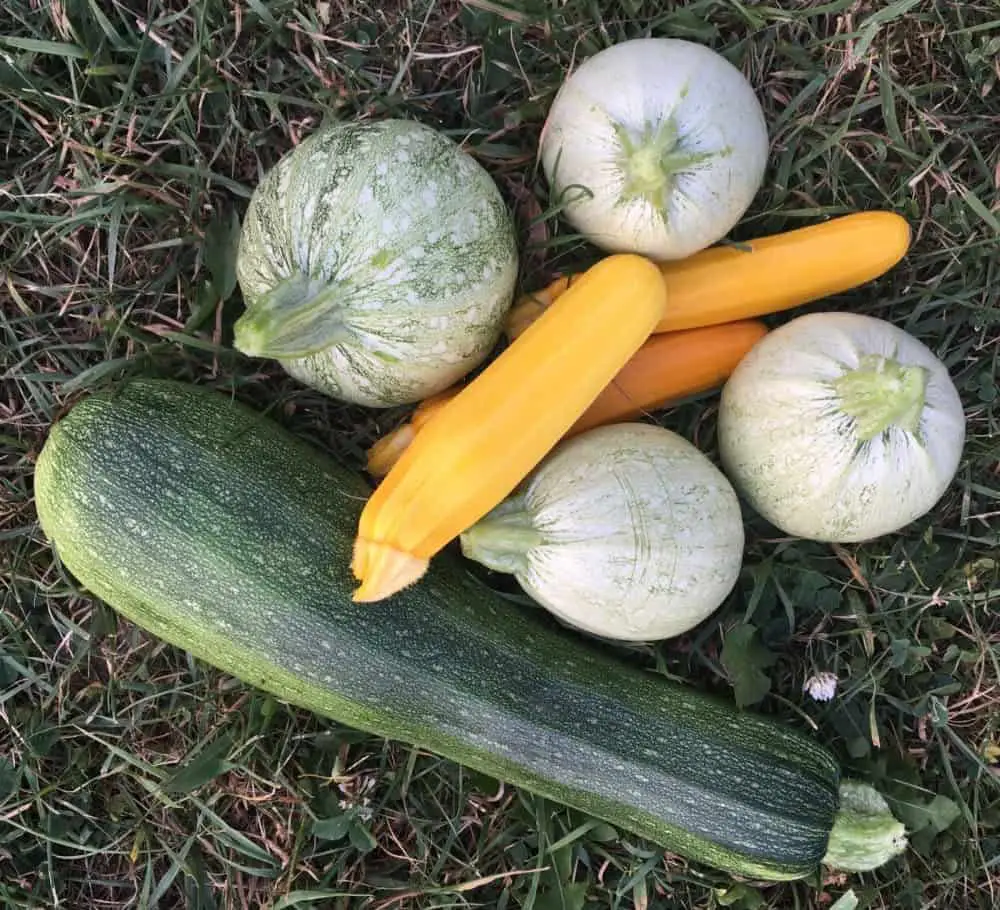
539;37;769;260
459;423;745;642
234;119;519;407
717;312;966;542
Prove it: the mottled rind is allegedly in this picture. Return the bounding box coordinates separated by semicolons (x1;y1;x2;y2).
236;119;519;407
34;380;840;880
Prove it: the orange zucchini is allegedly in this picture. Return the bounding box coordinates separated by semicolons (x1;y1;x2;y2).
568;319;769;434
351;254;667;602
506;211;911;340
366;320;768;479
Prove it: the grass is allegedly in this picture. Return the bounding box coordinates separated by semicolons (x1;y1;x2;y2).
2;0;999;907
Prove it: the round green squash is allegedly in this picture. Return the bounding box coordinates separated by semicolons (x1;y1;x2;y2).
234;119;519;407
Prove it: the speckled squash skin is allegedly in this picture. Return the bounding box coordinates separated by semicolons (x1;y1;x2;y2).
34;380;842;881
236;119;519;407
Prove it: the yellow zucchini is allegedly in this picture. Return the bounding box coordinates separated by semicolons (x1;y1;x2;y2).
351;254;667;602
506;212;911;339
366;320;769;478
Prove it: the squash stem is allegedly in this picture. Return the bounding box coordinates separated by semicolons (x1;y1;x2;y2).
234;275;354;359
615;117;717;215
832;354;928;441
459;497;542;575
351;538;429;603
822;781;907;872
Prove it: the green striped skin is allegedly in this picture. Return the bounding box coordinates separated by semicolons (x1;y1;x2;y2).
235;119;519;408
34;380;840;881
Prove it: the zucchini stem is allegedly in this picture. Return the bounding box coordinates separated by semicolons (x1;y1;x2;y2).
234;275;354;359
459;497;542;575
832;354;928;441
351;539;429;603
822;781;907;872
614;116;718;216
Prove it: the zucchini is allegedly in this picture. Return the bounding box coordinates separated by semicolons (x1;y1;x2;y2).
33;380;888;881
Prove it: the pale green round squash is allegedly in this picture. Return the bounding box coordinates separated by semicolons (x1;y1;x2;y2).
234;119;519;407
459;423;746;642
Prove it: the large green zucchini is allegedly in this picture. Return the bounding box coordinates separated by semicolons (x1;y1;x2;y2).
34;379;841;880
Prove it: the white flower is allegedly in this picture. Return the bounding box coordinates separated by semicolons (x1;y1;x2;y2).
339;797;374;822
804;671;839;702
337;775;377;821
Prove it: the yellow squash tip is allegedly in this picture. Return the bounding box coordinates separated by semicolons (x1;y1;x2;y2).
351;539;429;602
366;424;417;477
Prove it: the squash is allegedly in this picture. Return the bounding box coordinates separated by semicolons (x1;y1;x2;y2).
459;423;745;642
366;320;768;478
366;388;460;478
569;320;768;434
234;119;519;407
506;212;912;340
717;312;966;542
540;38;769;260
351;254;667;603
33;378;906;881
